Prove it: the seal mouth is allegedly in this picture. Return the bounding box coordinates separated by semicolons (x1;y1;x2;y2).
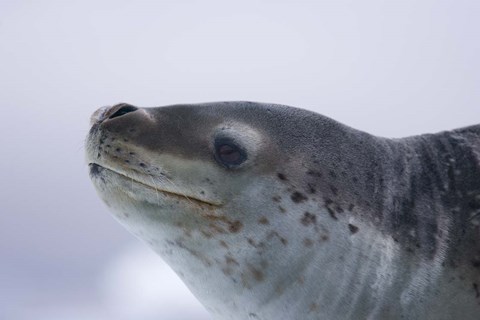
88;163;222;208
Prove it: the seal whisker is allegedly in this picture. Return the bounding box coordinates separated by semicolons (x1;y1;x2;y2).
124;148;195;208
141;160;211;210
125;148;146;198
146;173;161;206
161;173;200;210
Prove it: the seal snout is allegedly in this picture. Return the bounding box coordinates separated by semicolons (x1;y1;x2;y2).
90;103;139;126
108;104;138;120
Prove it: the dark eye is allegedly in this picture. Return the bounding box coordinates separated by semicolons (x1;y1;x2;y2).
214;139;247;168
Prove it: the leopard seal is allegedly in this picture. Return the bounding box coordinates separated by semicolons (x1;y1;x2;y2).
85;102;480;319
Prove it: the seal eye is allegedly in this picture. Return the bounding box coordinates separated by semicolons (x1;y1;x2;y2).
214;140;247;168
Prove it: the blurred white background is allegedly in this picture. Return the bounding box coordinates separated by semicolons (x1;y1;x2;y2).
0;0;478;319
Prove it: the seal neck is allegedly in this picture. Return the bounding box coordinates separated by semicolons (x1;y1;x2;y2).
382;126;480;258
395;126;480;217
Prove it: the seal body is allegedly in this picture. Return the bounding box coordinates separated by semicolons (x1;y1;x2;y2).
85;102;480;319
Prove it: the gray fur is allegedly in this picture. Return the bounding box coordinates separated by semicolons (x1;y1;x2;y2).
86;102;480;319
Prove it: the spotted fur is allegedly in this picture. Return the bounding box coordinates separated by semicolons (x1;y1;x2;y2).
86;102;480;320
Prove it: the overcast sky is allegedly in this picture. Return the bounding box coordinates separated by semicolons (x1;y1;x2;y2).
1;1;479;319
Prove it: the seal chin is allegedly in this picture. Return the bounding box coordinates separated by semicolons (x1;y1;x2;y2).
88;163;222;208
88;163;104;177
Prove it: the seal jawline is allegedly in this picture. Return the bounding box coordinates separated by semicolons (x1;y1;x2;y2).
88;163;221;208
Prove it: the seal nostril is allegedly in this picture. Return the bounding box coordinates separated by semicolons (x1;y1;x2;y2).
109;105;138;119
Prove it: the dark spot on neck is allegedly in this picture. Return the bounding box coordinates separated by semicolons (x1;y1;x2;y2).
309;302;319;312
327;207;337;220
301;212;317;226
303;238;314;247
329;184;338;196
324;198;338;220
219;240;229;249
266;230;288;246
228;220;243;233
472;258;480;268
248;264;265;282
474;283;480;298
329;170;337;179
291;192;308;203
348;224;359;234
277;173;287;181
320;234;329;242
307;170;322;178
258;217;269;225
225;256;239;266
201;230;213;238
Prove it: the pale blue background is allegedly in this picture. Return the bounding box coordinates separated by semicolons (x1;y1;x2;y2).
1;0;479;319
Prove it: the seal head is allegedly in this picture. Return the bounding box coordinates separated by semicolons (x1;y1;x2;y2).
86;102;480;320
